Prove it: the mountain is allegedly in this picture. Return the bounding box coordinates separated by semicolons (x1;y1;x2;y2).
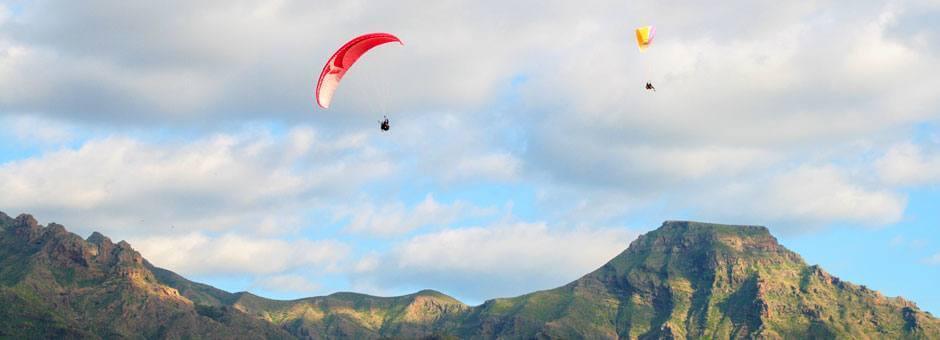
455;221;940;339
1;212;938;339
0;212;292;339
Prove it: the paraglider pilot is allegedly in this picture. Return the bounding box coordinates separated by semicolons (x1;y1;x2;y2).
380;116;390;131
645;82;656;92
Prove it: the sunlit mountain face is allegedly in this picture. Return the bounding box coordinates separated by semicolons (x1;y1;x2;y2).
3;213;938;339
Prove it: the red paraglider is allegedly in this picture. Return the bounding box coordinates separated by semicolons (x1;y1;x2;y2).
315;33;403;109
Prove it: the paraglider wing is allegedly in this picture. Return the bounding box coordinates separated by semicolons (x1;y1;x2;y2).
635;26;654;52
316;33;402;109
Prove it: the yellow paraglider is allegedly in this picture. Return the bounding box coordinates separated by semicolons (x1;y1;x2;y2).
635;25;655;52
636;25;656;91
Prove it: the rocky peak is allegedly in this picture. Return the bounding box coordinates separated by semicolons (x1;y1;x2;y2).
114;240;146;266
0;211;151;283
402;293;468;323
655;220;774;241
14;213;40;230
627;220;784;256
87;231;113;246
409;289;465;308
659;220;771;235
46;222;68;235
5;213;53;243
590;220;804;299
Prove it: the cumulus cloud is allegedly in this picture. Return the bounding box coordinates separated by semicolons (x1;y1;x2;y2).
516;1;940;216
2;0;940;299
529;139;778;191
0;116;74;145
0;1;569;125
352;221;637;300
132;232;349;277
340;194;496;236
390;113;523;184
450;153;520;182
3;1;936;221
0;126;391;237
0;114;75;146
701;165;906;229
877;142;940;186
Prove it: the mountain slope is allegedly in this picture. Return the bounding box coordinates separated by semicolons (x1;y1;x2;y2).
0;212;293;339
225;290;468;339
455;221;940;339
1;212;938;339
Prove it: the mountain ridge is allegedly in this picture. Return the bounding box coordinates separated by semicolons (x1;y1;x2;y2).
1;211;937;339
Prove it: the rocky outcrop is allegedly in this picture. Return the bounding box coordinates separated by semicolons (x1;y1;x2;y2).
0;212;293;339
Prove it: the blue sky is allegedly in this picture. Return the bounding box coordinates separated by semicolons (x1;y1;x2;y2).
1;0;939;313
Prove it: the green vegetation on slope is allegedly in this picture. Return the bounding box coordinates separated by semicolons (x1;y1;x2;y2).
447;221;940;339
0;212;293;339
2;212;938;339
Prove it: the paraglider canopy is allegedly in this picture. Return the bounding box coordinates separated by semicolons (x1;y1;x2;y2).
635;26;654;52
315;33;403;109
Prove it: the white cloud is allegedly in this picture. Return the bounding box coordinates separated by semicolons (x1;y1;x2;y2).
703;165;906;229
0;114;75;146
450;153;520;182
341;194;496;236
0;4;8;24
352;221;637;300
529;139;778;190
2;0;940;303
353;253;381;273
515;1;940;219
877;142;940;186
2;0;938;149
0;1;573;124
0;126;391;237
390;113;523;184
132;232;349;276
3;1;937;234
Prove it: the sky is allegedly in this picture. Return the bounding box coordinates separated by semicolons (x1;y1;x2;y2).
1;0;939;312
